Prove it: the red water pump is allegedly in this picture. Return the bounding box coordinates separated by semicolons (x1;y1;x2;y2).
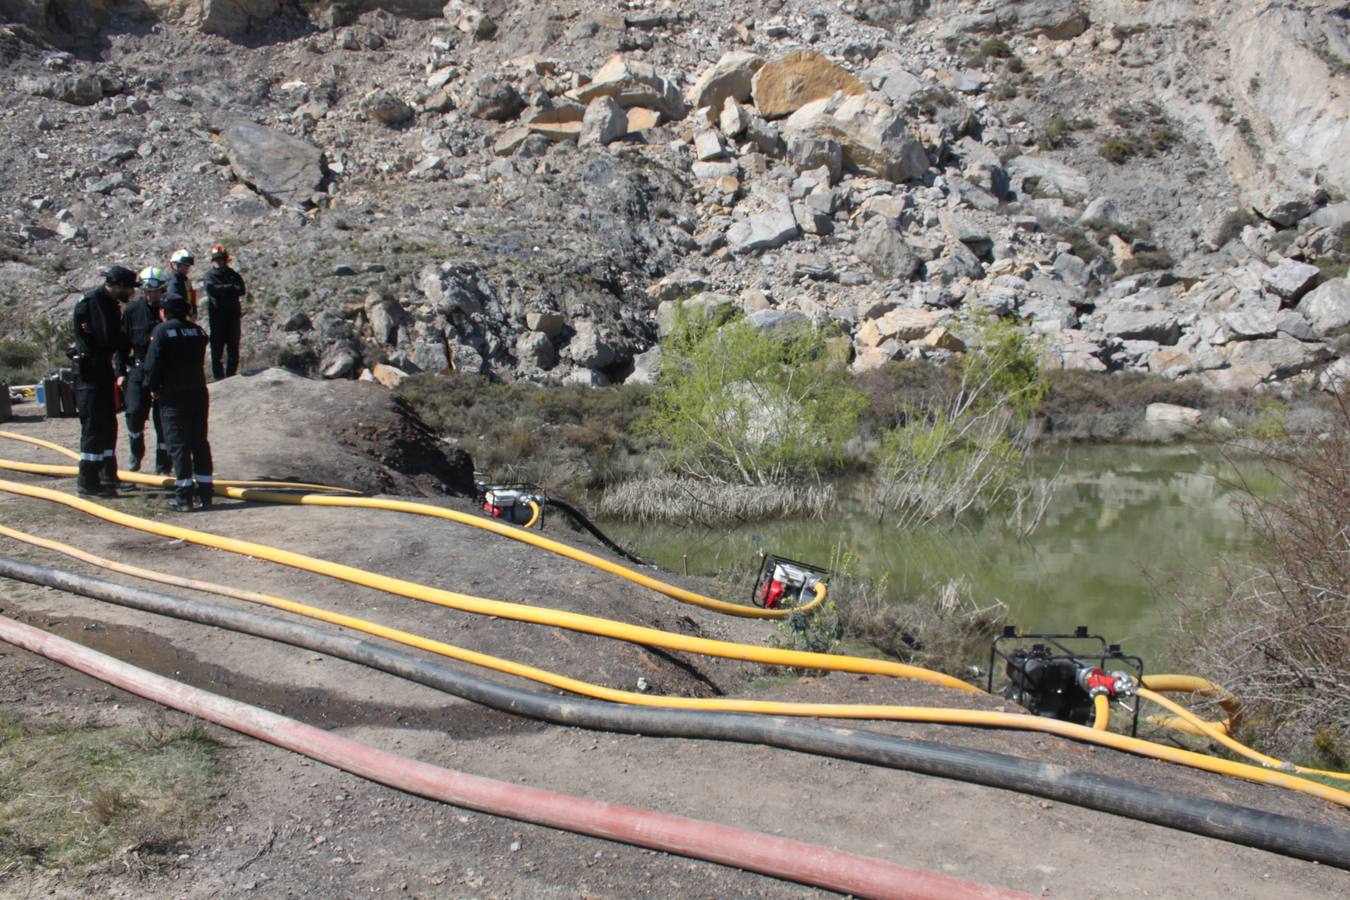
751;555;830;610
476;481;546;526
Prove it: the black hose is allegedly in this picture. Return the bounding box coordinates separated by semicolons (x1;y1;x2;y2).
2;553;1348;870
546;496;650;566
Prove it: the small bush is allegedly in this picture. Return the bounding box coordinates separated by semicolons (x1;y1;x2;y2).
1098;137;1133;163
1039;115;1072;150
1117;249;1176;275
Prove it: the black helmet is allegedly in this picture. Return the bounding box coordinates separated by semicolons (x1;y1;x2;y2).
162;293;191;317
103;265;138;288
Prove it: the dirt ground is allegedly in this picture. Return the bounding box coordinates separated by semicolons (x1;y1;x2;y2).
0;373;1347;898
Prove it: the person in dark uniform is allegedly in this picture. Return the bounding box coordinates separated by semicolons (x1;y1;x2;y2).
166;248;198;319
122;267;172;474
72;266;135;497
142;292;213;511
203;244;247;379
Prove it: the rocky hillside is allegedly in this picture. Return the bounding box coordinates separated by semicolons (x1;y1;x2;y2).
1;0;1348;394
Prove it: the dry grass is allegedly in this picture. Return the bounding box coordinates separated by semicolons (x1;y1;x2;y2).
832;570;1008;678
597;474;837;526
0;714;221;874
1174;400;1350;765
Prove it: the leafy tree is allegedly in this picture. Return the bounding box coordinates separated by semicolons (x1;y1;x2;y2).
648;309;865;485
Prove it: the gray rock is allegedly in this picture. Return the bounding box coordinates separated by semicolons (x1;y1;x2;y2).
1306;201;1350;230
1226;337;1330;376
526;311;565;338
1298;279;1350;333
565;320;616;369
1079;196;1124;229
283;311;312;333
855;220;921;281
1021;295;1078;332
1053;252;1090;286
1006;155;1089;203
1222;309;1279;339
1103;309;1181;345
579;97;628;147
726;198;799;255
626;346;663;384
1261;259;1320;300
515;331;556;369
320;341;362;379
691;161;740;180
222;121;325;209
409;335;450;373
930;241;985;283
786;134;842;182
1254;193;1316;228
1318;357;1350;392
656;292;735;337
362;90;414;125
463;77;524;122
1275;309;1319;342
746;309;810;334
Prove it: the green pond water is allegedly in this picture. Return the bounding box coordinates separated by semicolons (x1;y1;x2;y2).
601;445;1274;662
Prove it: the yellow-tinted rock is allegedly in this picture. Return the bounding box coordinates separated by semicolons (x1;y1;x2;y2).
751;50;865;120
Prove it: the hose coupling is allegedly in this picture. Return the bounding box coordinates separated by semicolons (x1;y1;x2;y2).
1079;666;1137;699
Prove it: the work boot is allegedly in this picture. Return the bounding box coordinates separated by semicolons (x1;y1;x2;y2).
103;457;133;493
167;494;194;512
75;460;114;498
195;482;214;509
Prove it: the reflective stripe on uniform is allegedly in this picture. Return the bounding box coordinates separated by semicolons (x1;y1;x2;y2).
175;479;194;488
79;452;102;462
196;475;213;484
101;450;116;459
128;431;142;439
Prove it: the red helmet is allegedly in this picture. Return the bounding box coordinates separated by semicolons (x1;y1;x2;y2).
210;244;229;262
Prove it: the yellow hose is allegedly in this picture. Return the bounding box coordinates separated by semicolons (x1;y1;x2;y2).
1141;673;1243;736
1092;693;1110;732
0;477;973;694
1138;687;1350;783
524;500;541;530
0;433;356;494
4;523;1349;809
0;450;819;619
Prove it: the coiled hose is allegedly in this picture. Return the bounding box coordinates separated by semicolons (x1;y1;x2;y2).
2;554;1347;870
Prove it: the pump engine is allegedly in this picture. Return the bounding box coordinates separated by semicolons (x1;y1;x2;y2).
989;626;1143;733
476;481;546;526
751;555;830;610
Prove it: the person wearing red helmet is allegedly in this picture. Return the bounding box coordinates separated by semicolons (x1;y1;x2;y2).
203;244;247;379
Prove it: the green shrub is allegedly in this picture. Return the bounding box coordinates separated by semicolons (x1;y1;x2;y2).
1098;137;1132;163
874;317;1048;527
647;309;865;485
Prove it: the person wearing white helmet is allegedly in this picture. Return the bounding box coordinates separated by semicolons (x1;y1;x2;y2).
166;248;198;318
121;267;172;474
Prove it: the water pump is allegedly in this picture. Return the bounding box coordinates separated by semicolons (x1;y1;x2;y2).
989;626;1143;734
476;481;546;526
751;554;830;610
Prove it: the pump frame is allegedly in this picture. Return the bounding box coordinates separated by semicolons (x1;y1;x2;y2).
750;554;831;610
988;625;1145;736
475;480;547;526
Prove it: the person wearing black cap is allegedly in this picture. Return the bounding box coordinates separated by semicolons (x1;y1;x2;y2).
72;266;134;497
142;292;214;511
203;245;246;379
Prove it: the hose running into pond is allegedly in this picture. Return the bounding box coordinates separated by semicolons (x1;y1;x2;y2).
1;553;1347;870
0;605;1031;900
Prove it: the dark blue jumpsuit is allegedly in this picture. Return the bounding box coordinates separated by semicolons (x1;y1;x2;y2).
72;287;129;492
142;316;213;505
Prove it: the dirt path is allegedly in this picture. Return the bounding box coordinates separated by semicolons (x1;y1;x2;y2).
1;378;1347;898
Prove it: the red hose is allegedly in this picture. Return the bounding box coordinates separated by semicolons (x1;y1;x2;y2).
0;613;1027;900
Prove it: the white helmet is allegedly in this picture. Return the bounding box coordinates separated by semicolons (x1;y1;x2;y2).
170;248;194;266
138;266;168;291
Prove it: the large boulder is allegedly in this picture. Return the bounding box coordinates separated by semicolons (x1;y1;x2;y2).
783;92;928;183
221;121;325;209
1260;258;1321;301
726;197;799;255
1298;279;1350;334
1103;309;1181;345
751;50;865;120
687;51;765;117
568;54;686;121
579;96;627;146
146;0;283;37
